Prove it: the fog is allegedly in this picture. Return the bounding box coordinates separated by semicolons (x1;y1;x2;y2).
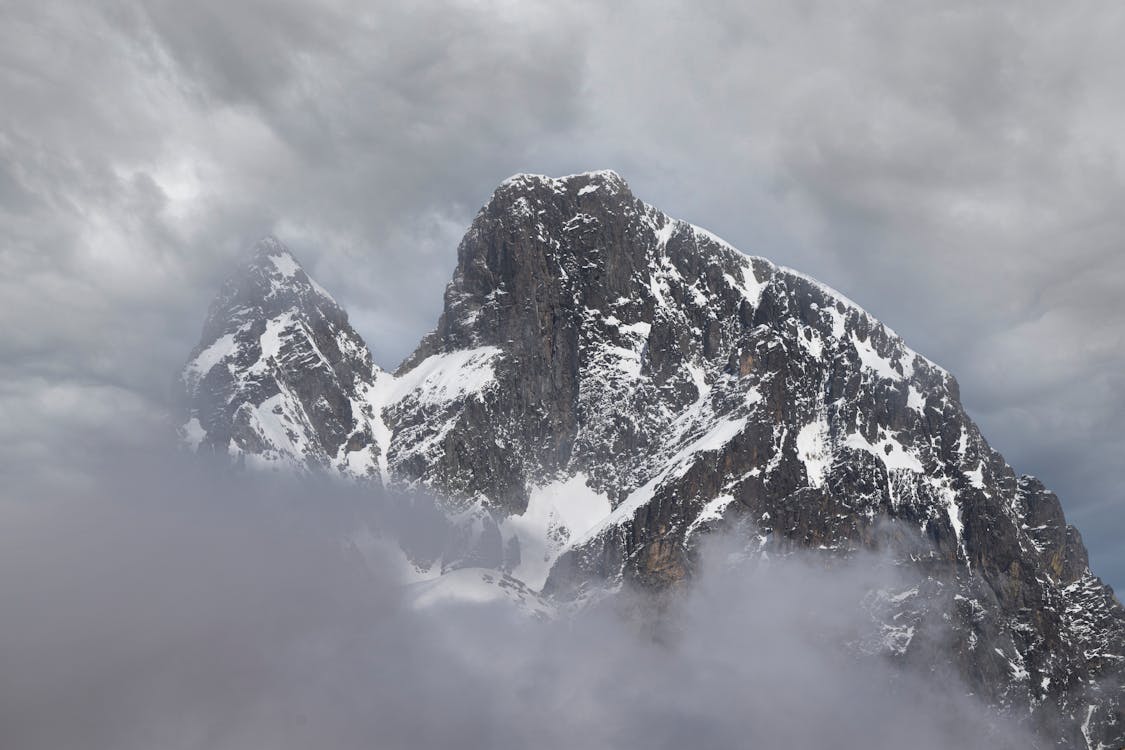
0;446;1039;749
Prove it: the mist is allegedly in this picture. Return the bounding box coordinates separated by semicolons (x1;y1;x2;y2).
0;445;1040;750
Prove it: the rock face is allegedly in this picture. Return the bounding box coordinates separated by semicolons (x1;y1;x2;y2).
180;173;1124;748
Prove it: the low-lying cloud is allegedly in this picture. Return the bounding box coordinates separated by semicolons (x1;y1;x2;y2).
0;448;1038;750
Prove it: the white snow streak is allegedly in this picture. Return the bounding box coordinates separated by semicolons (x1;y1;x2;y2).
184;333;236;385
844;432;924;474
501;473;612;590
574;416;747;547
796;419;831;488
390;347;502;407
851;331;902;381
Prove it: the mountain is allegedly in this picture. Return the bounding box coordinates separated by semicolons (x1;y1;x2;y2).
177;236;386;477
179;172;1124;748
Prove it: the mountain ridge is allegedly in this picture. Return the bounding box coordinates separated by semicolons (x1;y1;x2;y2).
178;170;1123;748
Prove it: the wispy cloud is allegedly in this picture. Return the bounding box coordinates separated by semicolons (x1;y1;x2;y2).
0;451;1039;749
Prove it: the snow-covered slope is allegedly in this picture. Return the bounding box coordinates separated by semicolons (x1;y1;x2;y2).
179;175;1124;748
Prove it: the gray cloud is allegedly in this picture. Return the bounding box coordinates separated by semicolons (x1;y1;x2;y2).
0;452;1038;749
1;0;1123;588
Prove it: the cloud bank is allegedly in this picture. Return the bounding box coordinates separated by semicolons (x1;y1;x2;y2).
0;449;1040;750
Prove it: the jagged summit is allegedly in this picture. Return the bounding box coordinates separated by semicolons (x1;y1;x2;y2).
249;233;289;260
196;236;338;341
237;234;318;294
497;169;630;194
179;179;1125;748
418;168;937;377
244;234;323;288
179;236;385;475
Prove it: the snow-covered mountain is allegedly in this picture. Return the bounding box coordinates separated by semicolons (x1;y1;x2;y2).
178;236;386;476
179;172;1123;748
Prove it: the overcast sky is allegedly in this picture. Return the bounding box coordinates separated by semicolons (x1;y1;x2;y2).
2;0;1123;588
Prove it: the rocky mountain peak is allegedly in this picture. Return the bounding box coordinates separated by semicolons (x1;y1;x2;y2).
496;169;632;199
403;169;645;361
179;236;385;476
178;178;1125;748
199;235;339;342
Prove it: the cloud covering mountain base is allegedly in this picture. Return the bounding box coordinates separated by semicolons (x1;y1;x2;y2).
0;450;1041;750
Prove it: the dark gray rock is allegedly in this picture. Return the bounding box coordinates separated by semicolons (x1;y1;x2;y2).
394;171;1124;747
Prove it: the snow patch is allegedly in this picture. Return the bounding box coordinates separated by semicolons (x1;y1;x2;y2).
501;473;612;590
251;393;304;457
929;478;967;562
619;321;652;339
965;461;986;489
362;349;501;482
576;416;747;546
258;313;294;362
850;331;902;381
654;218;677;249
798;327;825;359
723;257;768;309
184;333;237;385
844;432;924;474
686;494;736;539
796;419;831;488
269;251;301;278
957;427;970;457
392;347;502;407
363;370;396;483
